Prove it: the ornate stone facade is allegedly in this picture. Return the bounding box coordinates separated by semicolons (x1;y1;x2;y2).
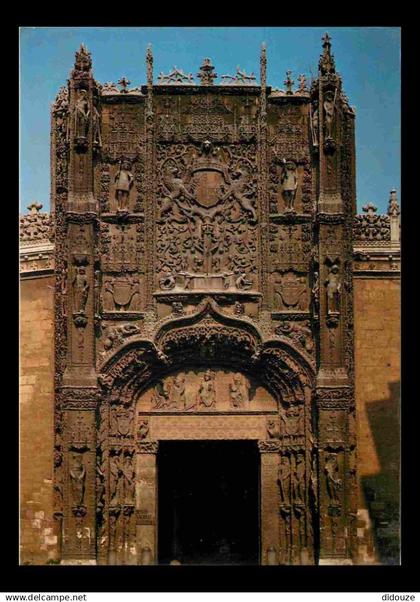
19;36;400;565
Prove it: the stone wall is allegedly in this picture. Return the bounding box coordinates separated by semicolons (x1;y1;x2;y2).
353;277;400;564
20;275;57;564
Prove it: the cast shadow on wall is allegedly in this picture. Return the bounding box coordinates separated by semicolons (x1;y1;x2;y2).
361;380;400;565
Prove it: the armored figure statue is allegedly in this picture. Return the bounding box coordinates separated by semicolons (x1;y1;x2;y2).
281;160;298;213
74;89;90;140
122;454;135;504
115;160;134;211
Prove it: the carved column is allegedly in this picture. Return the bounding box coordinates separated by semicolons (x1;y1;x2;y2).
144;45;156;311
258;43;269;307
258;440;281;565
61;395;98;564
136;441;159;565
313;34;355;564
59;46;99;564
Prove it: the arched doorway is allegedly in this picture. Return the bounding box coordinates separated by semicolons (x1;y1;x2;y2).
95;301;317;565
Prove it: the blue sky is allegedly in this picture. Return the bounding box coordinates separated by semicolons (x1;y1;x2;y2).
20;26;400;214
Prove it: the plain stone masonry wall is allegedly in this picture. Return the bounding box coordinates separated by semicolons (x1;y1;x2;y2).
20;276;57;564
353;277;400;564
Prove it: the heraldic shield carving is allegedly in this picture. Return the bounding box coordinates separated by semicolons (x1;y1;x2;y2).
52;38;357;566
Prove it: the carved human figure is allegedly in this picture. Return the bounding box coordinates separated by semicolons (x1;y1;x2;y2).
292;454;305;504
114;160;134;211
109;453;124;506
266;418;279;439
311;100;319;146
74;90;90;139
281;160;298;213
137;419;150;440
325;264;341;315
312;271;320;316
73;267;89;314
69;452;86;507
229;373;249;408
196;369;216;408
122;454;135;505
323;90;336;139
278;455;291;505
92;105;102;147
281;405;303;438
152;380;171;409
171;373;186;409
324;453;342;504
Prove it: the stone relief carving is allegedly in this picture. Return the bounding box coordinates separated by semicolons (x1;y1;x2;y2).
103;276;141;313
273;271;308;311
156;142;258;293
229;373;250;408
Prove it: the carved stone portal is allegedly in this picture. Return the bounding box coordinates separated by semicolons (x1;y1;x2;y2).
52;38;356;566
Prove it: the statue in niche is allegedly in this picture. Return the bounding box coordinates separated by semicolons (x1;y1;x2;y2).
312;271;320;317
137;419;150;440
114;159;134;211
229;373;249;408
92;104;102;148
323;90;336;140
69;452;86;507
324;453;342;504
292;454;305;504
196;369;216;409
325;263;341;316
73;266;89;314
152;380;171;409
278;455;291;505
74;89;90;140
310;100;319;147
122;454;135;505
281;160;298;213
171;374;186;409
109;453;124;506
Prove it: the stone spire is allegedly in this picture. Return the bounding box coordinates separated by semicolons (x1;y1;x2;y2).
319;32;336;75
387;188;400;217
71;43;92;79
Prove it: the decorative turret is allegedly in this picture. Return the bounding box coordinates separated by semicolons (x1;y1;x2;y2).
197;58;217;85
388;188;400;243
319;32;336;75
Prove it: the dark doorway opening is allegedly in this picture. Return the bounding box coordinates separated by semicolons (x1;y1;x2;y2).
158;440;260;565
